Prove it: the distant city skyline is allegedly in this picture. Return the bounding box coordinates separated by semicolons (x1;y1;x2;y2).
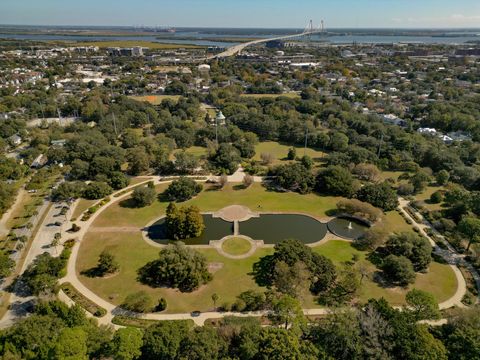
1;0;480;28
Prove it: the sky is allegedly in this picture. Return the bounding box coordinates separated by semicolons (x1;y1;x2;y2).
0;0;479;28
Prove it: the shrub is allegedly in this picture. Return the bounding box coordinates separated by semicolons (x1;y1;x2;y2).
243;174;254;188
430;191;443;204
155;298;167;312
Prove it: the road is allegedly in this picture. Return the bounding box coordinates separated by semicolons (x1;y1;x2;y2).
210;30;323;59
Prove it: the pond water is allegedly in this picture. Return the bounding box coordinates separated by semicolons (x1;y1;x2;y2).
239;214;328;244
147;215;233;245
327;217;369;240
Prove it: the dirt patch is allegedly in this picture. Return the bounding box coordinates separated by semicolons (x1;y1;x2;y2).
208;262;224;273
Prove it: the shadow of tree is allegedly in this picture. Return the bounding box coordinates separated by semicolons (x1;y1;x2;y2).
249;254;276;287
119;198;138;208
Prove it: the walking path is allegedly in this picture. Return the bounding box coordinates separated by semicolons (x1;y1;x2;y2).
398;198;479;307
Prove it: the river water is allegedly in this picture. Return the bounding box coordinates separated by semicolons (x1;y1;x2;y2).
1;29;479;47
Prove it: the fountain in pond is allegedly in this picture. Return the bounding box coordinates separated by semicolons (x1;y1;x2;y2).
327;217;369;240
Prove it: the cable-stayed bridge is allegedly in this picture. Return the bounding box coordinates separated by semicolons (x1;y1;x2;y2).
210;20;326;59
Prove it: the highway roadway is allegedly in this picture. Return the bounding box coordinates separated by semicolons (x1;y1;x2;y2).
209;30;323;59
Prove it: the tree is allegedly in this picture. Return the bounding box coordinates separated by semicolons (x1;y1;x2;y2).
127;146;150;175
430;190;443;203
253;239;336;295
441;307;480;360
83;181;112;200
319;264;360;306
210;143;241;174
405;289;440;321
132;186;156;207
382;255;416;286
141;321;190;360
300;155;313;170
355;226;388;251
273;261;311;299
385;232;432;271
52;181;86;202
436;170;450;185
138;242;212;292
211;293;219;311
243;173;254;188
336;199;382;222
352;163;381;182
178;327;228;360
109;171;130;190
0;250;15;278
97;250;119;276
457;216;480;251
357;182;398;211
287;147;296;160
53;327;88;360
271;163;315;194
165;80;188;95
256;328;318;360
218;174;228;189
269;294;306;330
260;152;274;165
316;165;357;197
111;327;143;360
165;203;204;240
409;171;431;193
163;177;202;202
174;151;198;174
122;291;153;313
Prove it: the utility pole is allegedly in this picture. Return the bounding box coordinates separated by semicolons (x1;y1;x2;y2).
377;132;384;158
215;116;218;145
112;113;118;137
304;126;309;156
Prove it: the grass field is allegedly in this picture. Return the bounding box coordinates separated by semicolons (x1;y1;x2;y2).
77;233;457;312
75;40;203;49
129;95;181;105
414;186;445;211
71;199;97;220
254;141;325;165
221;237;252;256
311;240;457;305
77;180;458;313
171;146;208;160
92;183;342;228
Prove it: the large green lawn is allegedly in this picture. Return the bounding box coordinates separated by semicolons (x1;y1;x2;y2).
78;184;458;313
253;141;325;165
92;183;342;228
77;231;273;313
77;233;458;313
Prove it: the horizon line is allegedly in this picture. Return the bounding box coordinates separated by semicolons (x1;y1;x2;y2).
1;23;480;31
